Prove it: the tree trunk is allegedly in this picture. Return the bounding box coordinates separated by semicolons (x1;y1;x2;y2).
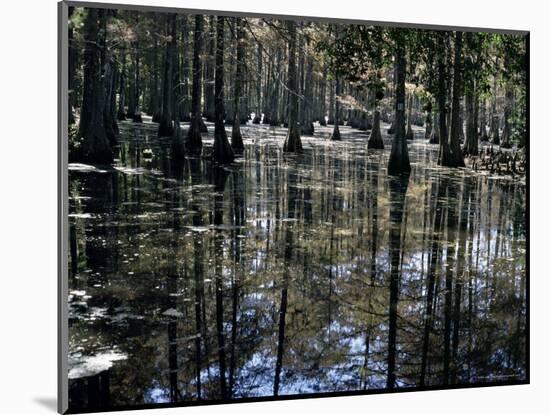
103;53;118;145
479;98;488;141
253;41;263;123
212;17;235;164
159;15;175;137
100;12;118;145
282;21;302;153
68;7;76;124
204;16;216;122
77;8;113;164
437;33;452;166
231;17;245;151
446;31;466;167
501;50;513;148
424;103;433;139
387;38;411;175
429;111;440;144
328;79;335;125
405;93;414;140
187;15;204;154
130;14;142;123
330;75;341;140
301;35;315;136
489;60;499;144
367;109;384;149
180;18;191;122
490;115;500;145
319;65;327;125
117;48;126;121
149;36;161;121
464;84;478;156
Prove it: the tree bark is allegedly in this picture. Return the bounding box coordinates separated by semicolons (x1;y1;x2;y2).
283;21;303;153
437;33;452;166
464;80;479;156
447;31;466;167
159;15;176;137
117;48;126;121
212;17;235;164
501;49;513;148
187;15;204;154
301;34;315;136
68;7;76;124
387;37;411;175
331;75;342;140
367;109;384;149
202;16;216;122
405;93;414;140
77;8;113;164
231;17;246;151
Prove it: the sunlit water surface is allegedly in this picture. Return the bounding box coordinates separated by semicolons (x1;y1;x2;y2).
67;121;526;411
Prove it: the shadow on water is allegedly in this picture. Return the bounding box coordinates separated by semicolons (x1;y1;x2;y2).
67;121;527;411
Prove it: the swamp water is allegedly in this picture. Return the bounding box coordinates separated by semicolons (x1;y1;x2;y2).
67;121;527;411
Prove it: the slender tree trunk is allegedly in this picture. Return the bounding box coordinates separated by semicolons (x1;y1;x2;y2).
301;35;315;135
501;49;513;148
283;21;302;153
438;33;452;165
331;75;342;140
187;15;204;154
387;38;411;175
101;12;118;145
130;14;142;123
424;103;433;139
464;85;479;156
150;36;161;121
180;18;191;122
68;7;76;124
405;93;414;140
447;31;466;167
479;98;488;141
212;17;235;164
328;79;335;125
117;48;126;121
103;53;118;145
231;18;246;151
490;60;500;144
159;15;175;137
77;8;113;164
203;16;216;122
253;41;263;123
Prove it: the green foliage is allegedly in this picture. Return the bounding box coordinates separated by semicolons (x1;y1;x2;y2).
68;124;83;159
511;85;527;147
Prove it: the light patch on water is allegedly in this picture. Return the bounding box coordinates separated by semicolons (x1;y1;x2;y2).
162;308;184;318
68;350;127;379
69;213;94;219
68;163;108;173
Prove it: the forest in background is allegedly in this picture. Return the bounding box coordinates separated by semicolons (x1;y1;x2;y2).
65;7;528;409
67;7;527;175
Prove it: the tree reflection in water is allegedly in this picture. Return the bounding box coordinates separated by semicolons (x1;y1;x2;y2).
67;121;527;411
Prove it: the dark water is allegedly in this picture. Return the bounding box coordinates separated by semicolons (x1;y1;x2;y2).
67;121;527;411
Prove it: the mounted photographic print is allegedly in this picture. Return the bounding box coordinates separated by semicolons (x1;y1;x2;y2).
57;1;529;413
